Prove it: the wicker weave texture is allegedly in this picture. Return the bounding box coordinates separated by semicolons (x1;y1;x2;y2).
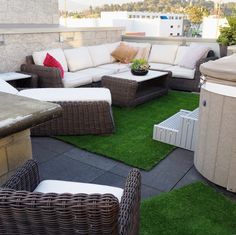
31;101;115;136
102;74;169;107
0;160;141;235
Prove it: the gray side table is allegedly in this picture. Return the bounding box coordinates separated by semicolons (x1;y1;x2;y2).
0;72;38;88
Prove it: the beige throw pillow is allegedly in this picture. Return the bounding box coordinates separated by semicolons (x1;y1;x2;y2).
111;42;138;63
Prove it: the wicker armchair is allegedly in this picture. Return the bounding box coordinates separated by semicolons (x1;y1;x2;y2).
0;160;141;235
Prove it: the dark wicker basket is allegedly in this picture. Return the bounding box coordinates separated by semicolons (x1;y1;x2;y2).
131;69;149;76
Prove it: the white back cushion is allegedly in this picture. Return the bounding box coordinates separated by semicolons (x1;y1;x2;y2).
179;44;210;69
0;79;18;94
104;42;120;62
33;48;68;71
174;46;189;65
88;45;111;66
64;47;94;72
149;44;179;64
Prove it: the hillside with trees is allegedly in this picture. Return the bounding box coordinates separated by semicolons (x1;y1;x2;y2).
61;0;236;18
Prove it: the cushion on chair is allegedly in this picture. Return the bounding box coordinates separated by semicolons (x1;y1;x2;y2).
34;180;123;202
88;45;111;66
33;48;68;72
0;79;19;94
168;65;195;79
19;88;112;105
149;63;172;70
43;53;64;78
173;46;189;65
104;42;121;62
62;71;93;88
98;63;130;74
149;45;179;64
178;44;210;69
80;67;114;82
111;42;138;63
64;47;94;72
125;42;152;60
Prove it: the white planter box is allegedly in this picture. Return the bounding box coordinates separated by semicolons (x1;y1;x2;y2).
153;108;199;151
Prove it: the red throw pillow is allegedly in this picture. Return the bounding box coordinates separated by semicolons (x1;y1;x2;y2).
43;53;64;78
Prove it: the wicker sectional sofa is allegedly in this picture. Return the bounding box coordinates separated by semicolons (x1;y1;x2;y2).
0;80;115;136
21;41;217;92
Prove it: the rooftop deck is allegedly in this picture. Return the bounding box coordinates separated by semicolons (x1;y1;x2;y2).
32;137;236;201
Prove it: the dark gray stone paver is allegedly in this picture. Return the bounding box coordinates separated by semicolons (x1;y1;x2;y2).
32;137;236;201
65;148;118;171
39;154;104;183
32;137;75;154
141;148;193;192
174;166;205;189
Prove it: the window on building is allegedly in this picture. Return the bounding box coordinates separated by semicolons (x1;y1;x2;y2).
142;15;145;18
179;17;182;20
170;33;173;36
177;33;180;36
170;25;173;28
177;25;180;28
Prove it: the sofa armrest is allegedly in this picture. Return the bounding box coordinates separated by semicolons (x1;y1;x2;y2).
194;56;219;90
2;160;40;192
119;168;141;235
21;64;64;88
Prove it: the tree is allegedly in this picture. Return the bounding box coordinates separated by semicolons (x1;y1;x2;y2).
185;6;209;37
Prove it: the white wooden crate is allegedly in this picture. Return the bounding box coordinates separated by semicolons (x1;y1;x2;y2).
153;108;199;151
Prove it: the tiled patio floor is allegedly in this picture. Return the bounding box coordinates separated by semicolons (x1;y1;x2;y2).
32;137;236;201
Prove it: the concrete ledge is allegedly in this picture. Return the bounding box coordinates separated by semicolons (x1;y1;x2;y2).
0;25;125;35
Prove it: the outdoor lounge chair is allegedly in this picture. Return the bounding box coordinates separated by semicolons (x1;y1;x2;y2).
0;80;115;136
0;160;141;235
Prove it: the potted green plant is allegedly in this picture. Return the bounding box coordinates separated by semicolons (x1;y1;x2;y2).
130;58;150;76
217;16;236;57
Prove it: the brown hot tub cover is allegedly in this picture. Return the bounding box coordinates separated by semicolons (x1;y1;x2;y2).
200;54;236;86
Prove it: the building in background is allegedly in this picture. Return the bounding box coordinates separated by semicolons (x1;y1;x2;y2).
202;16;228;39
60;11;185;37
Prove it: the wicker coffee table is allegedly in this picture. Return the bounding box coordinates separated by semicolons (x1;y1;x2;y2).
102;70;170;107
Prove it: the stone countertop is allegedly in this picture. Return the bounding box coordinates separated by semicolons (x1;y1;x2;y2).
0;92;62;138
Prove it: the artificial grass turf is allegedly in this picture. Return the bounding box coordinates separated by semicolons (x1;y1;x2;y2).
58;91;199;170
140;182;236;235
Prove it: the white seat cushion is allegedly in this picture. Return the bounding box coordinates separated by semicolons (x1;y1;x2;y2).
19;88;112;105
34;180;123;202
80;67;115;82
62;71;92;88
149;44;179;64
33;48;68;72
149;63;172;70
88;45;111;66
64;47;94;72
168;66;195;79
98;63;130;74
174;46;189;65
0;79;19;94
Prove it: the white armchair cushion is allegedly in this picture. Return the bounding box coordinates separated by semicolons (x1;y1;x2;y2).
64;47;94;72
34;180;123;202
33;48;68;71
174;46;189;65
19;88;112;105
149;45;179;64
149;63;172;70
88;45;111;66
168;65;195;79
0;79;19;94
62;71;93;87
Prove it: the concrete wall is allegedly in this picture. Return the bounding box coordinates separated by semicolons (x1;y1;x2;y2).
0;0;59;24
